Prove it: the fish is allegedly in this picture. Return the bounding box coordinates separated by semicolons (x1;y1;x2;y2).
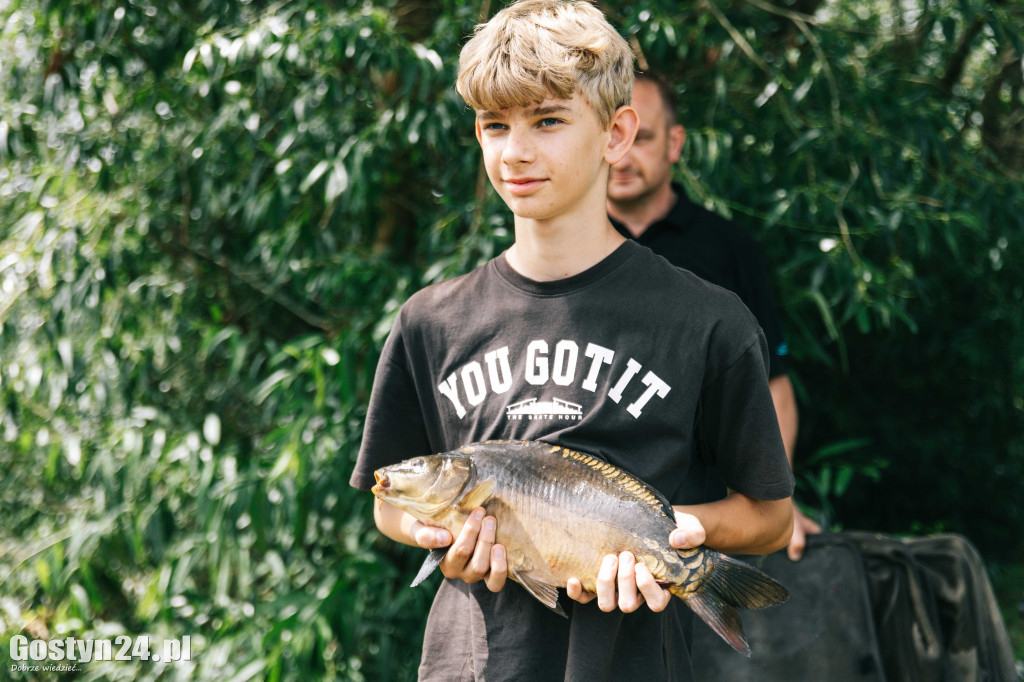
371;439;788;656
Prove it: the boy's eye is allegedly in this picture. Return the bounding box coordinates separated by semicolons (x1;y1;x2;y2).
483;122;508;132
538;118;562;128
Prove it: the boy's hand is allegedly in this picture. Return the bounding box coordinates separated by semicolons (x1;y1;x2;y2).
565;511;708;613
566;552;673;613
669;510;706;549
411;507;507;592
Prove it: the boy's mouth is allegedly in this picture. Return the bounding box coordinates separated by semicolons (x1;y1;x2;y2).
505;177;546;194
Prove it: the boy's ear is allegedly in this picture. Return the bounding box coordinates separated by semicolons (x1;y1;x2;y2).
604;105;639;165
474;117;483;145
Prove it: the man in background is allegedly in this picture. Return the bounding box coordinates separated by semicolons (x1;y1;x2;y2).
607;72;819;561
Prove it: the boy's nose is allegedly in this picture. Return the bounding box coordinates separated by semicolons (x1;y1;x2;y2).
502;128;536;165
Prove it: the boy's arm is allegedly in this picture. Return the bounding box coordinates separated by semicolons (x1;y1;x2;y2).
672;490;794;555
374;499;508;592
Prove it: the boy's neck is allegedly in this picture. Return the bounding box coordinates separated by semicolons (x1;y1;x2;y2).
505;205;626;282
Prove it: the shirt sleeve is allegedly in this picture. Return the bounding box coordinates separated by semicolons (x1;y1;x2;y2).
348;317;432;491
695;332;794;501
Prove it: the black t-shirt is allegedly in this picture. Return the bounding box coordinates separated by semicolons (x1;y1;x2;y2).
612;185;789;378
350;240;793;681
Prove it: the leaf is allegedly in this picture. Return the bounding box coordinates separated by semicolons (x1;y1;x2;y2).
786;128;823;154
253;369;293;404
325;161;349;202
834;467;854;496
299;160;330;193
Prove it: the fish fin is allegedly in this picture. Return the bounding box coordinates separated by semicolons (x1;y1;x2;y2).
702;552;789;610
416;499;461;517
458;478;496;509
410;548;447;587
510;568;566;618
681;589;750;656
672;552;789;656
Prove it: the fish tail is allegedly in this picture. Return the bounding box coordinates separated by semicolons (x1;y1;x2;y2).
669;553;788;656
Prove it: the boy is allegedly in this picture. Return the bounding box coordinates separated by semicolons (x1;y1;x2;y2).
349;1;794;679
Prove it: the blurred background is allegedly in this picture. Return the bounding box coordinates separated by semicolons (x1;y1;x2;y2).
1;0;1022;679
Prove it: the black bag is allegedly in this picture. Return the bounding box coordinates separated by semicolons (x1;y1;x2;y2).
690;533;886;680
849;532;1018;682
690;532;1018;682
847;532;949;681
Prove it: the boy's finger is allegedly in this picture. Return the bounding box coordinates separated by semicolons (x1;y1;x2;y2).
669;530;697;549
670;512;706;549
566;577;596;604
468;515;497;576
596;554;618;612
616;552;642;613
635;563;671;612
412;521;452;549
484;544;507;592
442;508;485;575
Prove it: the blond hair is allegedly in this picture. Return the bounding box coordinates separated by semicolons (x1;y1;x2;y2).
456;0;634;129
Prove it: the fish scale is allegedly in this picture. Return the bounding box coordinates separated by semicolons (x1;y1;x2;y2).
372;439;789;656
481;443;658;586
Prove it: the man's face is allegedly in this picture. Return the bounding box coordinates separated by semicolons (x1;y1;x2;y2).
475;93;612;223
607;80;685;205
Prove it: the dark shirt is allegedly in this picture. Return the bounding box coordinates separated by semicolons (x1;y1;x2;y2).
612;184;790;506
612;184;789;378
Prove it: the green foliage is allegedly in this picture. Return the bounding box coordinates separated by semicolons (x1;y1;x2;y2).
611;0;1024;556
1;0;1022;677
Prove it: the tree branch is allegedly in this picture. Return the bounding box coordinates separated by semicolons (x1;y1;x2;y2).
939;16;985;94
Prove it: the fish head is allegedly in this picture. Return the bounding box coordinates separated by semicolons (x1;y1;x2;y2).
372;454;474;519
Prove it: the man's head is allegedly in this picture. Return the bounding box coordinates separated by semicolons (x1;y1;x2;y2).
456;0;634;130
607;73;686;208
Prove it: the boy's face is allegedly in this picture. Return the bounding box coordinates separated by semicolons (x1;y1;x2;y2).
475;93;613;223
607;79;685;205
